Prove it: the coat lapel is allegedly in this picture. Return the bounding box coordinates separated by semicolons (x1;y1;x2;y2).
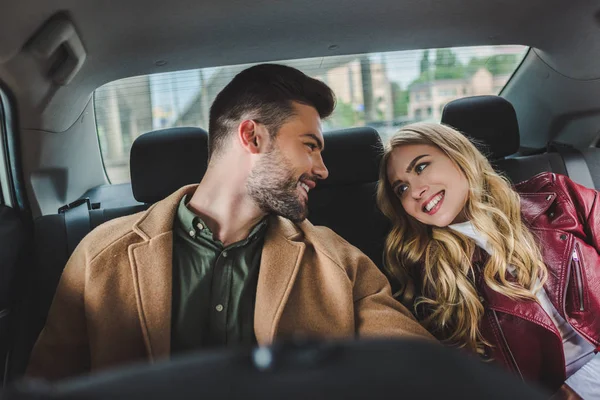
254;216;305;345
128;233;173;361
128;185;197;361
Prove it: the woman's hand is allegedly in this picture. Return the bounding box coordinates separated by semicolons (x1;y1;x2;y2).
550;384;583;400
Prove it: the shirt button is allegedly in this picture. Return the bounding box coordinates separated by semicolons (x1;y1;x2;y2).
222;251;228;258
196;223;204;230
188;229;195;237
215;304;224;312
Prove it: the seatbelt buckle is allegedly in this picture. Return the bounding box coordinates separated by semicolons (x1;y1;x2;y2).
58;197;92;214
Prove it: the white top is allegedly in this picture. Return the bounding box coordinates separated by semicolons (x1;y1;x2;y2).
449;221;598;398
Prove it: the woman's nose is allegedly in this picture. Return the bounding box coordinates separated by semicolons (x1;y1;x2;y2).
411;185;427;200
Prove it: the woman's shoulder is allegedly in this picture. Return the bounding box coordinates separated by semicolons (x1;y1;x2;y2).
514;171;592;196
513;171;557;193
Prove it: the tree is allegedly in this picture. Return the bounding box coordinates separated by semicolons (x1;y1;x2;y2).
409;48;473;88
329;101;359;128
466;57;488;76
434;48;465;80
391;82;409;117
466;54;520;76
487;54;519;75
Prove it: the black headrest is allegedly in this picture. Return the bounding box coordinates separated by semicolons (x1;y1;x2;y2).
130;127;209;203
441;95;520;160
318;127;383;188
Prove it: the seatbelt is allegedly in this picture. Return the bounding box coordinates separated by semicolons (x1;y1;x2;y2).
58;198;92;255
547;142;596;189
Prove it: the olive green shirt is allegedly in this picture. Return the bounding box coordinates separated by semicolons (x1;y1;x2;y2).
171;196;267;354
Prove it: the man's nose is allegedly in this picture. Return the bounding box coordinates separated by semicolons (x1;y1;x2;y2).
313;153;329;180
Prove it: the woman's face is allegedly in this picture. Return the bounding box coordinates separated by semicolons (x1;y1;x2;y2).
386;143;470;227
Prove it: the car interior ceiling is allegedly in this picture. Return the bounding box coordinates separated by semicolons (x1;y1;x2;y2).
2;0;600;388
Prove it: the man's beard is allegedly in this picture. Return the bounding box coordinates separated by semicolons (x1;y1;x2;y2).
247;146;312;222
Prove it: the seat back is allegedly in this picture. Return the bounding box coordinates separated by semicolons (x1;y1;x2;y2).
6;127;209;380
308;127;388;269
0;205;27;385
440;95;600;188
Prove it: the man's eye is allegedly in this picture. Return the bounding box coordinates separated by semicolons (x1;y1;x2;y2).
415;162;429;174
305;143;317;150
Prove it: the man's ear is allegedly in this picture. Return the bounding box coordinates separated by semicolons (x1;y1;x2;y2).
238;120;270;154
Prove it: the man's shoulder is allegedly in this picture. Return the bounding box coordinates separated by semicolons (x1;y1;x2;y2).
79;211;144;259
296;218;370;266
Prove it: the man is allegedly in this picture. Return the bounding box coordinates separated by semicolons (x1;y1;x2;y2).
27;64;433;381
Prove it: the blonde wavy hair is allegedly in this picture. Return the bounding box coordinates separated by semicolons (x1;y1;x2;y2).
376;122;547;354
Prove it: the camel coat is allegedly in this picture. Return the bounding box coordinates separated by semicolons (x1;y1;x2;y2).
27;185;432;381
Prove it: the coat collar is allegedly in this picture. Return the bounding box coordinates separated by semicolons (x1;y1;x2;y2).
128;185;306;358
132;185;197;240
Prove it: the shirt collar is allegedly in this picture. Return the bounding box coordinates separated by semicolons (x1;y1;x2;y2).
176;195;268;245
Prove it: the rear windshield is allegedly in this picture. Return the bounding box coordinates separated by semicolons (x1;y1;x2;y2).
94;45;528;183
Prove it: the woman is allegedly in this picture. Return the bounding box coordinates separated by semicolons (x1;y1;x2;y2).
377;122;600;398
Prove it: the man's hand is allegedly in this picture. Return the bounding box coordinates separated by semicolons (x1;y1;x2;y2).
551;384;583;400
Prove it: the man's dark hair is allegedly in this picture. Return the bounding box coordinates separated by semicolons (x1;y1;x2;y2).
208;64;336;159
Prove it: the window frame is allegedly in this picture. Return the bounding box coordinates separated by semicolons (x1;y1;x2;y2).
0;85;29;213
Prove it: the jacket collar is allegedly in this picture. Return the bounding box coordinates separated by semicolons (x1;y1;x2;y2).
519;192;557;224
128;185;306;359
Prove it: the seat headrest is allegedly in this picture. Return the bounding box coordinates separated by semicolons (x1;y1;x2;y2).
441;95;520;160
318;127;383;189
130;127;209;203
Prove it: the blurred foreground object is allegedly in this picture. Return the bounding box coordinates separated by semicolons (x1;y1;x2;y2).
4;339;547;399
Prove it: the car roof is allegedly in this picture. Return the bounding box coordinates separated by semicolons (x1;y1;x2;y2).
1;0;599;134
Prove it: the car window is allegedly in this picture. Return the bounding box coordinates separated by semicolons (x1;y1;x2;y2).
94;45;527;184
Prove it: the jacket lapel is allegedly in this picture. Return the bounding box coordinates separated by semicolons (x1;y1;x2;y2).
474;251;560;337
128;185;198;361
254;216;305;345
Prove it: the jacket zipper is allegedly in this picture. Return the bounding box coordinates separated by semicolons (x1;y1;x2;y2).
572;245;585;311
492;310;523;380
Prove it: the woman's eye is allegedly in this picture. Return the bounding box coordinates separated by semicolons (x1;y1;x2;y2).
397;184;408;196
415;162;429;174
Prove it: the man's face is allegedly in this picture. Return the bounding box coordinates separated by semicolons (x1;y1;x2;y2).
247;102;329;222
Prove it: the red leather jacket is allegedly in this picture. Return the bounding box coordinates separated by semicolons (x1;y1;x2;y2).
476;172;600;392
